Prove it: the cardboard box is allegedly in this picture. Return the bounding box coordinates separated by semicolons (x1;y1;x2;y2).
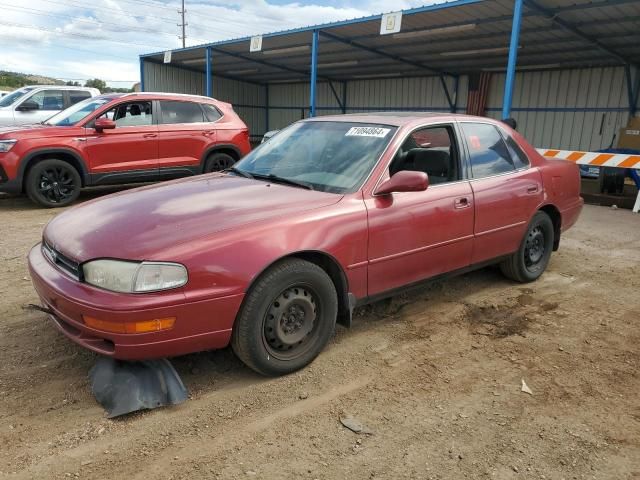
626;116;640;130
617;127;640;150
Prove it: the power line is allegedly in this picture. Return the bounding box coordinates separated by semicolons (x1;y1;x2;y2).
0;4;183;38
0;21;173;49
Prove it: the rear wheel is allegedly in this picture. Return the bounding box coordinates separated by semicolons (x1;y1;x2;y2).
204;152;235;173
25;159;81;208
500;211;554;283
232;259;338;376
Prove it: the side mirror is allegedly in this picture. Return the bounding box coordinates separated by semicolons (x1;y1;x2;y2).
95;118;116;131
375;170;429;195
16;100;39;111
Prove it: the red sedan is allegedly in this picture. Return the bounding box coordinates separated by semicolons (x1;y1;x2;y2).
28;113;583;376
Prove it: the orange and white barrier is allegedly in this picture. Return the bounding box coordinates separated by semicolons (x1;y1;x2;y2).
536;148;640;213
536;149;640;169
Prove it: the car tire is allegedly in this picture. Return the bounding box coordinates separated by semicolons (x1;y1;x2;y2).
231;258;338;376
500;211;554;283
204;152;235;173
25;159;81;208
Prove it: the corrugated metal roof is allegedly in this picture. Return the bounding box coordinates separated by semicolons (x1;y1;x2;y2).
141;0;640;84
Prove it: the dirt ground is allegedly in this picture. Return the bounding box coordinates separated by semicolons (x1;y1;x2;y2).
0;190;639;480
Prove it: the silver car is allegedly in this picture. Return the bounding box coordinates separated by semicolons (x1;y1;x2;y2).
0;86;100;127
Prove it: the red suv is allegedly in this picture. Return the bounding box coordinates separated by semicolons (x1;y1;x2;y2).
0;93;251;207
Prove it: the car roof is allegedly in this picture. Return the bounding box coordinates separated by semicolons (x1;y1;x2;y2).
305;112;504;127
17;85;99;91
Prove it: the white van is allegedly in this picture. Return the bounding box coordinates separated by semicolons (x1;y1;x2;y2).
0;85;100;127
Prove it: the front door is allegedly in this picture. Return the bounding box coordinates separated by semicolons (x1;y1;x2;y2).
365;124;475;297
458;121;544;264
85;100;159;183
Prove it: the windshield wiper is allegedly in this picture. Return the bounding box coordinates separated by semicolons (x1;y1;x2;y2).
250;173;313;190
225;166;253;179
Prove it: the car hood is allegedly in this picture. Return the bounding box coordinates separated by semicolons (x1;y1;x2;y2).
0;123;86;138
44;174;343;262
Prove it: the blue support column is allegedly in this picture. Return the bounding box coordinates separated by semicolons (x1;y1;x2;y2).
205;47;213;98
502;0;524;120
139;58;145;92
310;29;319;118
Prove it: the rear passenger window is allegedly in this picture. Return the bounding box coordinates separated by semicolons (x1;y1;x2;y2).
502;131;530;169
160;101;205;124
69;91;91;105
201;104;222;122
461;123;515;178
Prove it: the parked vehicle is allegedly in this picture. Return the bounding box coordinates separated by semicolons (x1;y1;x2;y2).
28;113;583;376
0;85;100;127
0;92;251;207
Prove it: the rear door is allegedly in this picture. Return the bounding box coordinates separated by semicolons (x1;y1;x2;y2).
365;123;475;296
84;100;159;181
157;100;215;178
459;121;543;264
14;89;65;125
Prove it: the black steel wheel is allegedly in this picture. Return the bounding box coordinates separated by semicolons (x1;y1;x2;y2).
232;259;338;376
500;211;554;283
204;152;235;173
25;159;81;208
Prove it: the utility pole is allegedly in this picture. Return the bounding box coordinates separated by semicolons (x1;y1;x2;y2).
178;0;187;48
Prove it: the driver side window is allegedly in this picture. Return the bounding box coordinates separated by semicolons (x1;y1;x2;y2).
98;101;153;127
389;125;459;185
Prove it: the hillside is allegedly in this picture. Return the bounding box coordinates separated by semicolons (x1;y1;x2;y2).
0;71;64;90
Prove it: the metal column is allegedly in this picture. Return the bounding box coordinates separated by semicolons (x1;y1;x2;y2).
310;29;319;118
265;84;270;133
139;58;145;92
502;0;524;120
205;47;213;97
625;64;639;116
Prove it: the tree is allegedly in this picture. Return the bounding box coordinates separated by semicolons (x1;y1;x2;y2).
84;78;107;91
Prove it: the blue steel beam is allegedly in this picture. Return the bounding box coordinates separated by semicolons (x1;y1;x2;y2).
625;65;640;116
318;30;447;76
523;0;632;65
139;59;145;92
310;29;319;118
502;0;524;120
205;46;213;97
265;84;270;132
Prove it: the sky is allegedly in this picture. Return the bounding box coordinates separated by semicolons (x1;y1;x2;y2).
0;0;435;88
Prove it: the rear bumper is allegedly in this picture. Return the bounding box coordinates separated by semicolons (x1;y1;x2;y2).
0;177;20;194
28;243;244;360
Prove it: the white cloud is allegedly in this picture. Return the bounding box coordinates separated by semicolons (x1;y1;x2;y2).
0;0;439;87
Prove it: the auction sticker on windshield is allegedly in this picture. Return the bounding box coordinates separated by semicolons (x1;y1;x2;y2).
345;126;391;138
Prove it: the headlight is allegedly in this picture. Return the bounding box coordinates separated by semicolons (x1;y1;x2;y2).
0;139;17;153
82;259;188;293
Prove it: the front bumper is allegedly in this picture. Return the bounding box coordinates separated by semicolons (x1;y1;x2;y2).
0;152;21;193
28;243;244;360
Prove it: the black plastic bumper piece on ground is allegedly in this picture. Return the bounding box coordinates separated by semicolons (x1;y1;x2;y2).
89;357;189;418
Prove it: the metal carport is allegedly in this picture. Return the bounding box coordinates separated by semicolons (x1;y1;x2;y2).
139;0;640;150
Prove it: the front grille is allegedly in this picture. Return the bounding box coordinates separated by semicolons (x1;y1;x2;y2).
42;241;81;280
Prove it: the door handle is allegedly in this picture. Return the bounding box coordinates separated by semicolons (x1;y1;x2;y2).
526;185;539;194
142;133;157;138
454;197;471;209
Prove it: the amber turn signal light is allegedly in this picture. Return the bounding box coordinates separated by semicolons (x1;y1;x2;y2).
83;316;175;334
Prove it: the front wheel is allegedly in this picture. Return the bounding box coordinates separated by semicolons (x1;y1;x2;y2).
203;152;235;173
500;211;554;283
25;159;81;208
232;259;338;376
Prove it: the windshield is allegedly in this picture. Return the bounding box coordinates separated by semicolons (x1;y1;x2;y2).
234;121;396;194
0;87;34;107
44;97;113;126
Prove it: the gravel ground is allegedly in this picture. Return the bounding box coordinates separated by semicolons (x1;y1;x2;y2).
0;191;639;480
